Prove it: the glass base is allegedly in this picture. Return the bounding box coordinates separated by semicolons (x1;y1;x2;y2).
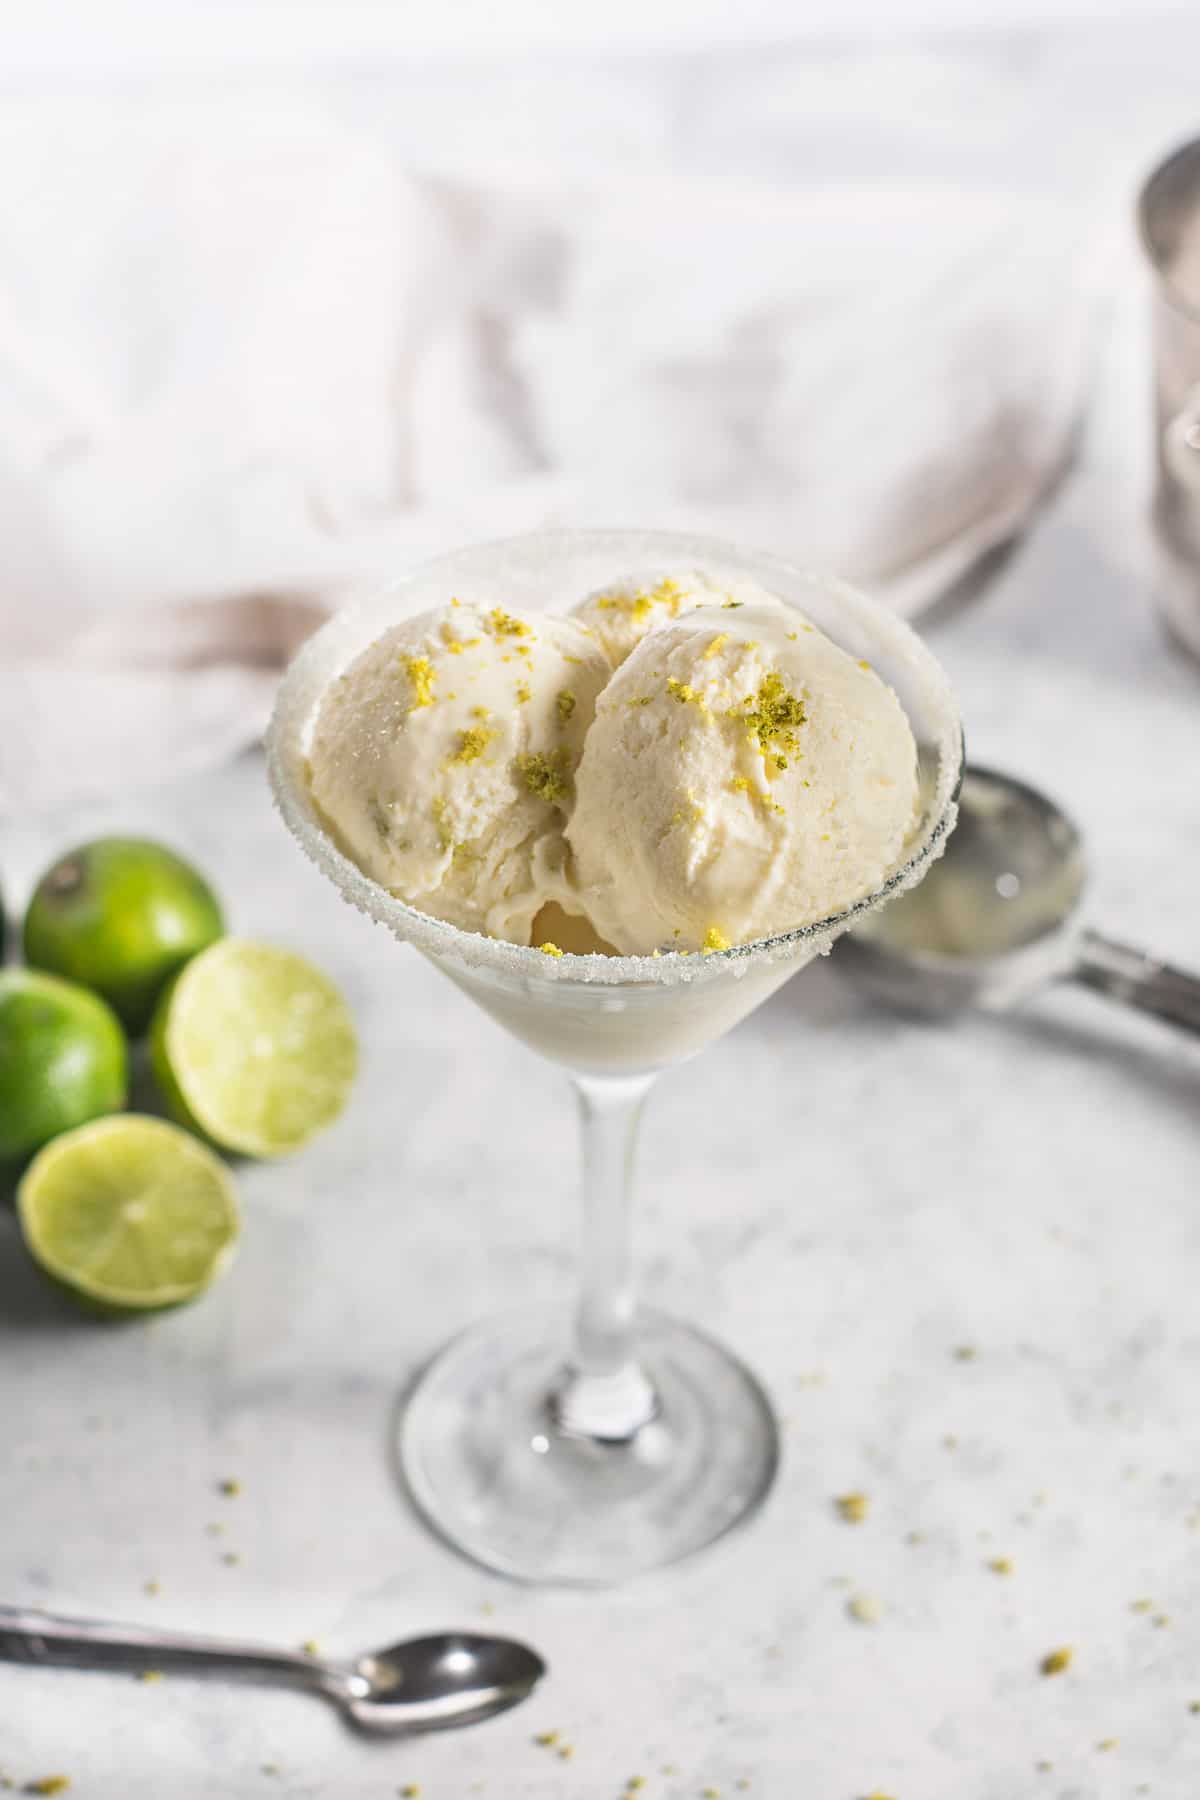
399;1305;780;1586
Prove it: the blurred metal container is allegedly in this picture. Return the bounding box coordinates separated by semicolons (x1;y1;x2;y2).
1139;137;1200;658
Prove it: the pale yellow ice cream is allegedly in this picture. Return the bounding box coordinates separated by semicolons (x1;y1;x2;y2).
308;601;609;942
572;568;787;669
308;573;919;957
565;599;918;955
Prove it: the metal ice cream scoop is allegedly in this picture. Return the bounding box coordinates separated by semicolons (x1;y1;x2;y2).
836;764;1200;1035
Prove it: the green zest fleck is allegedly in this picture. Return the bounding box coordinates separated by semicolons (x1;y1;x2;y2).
556;689;576;724
739;670;807;771
516;749;573;806
538;942;564;957
702;926;730;954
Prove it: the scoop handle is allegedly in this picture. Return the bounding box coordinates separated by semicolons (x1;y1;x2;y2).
0;1603;344;1696
1072;931;1200;1037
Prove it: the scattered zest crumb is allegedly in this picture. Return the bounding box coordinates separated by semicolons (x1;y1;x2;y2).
1130;1598;1154;1613
261;1765;280;1778
953;1345;977;1361
222;1550;240;1566
1040;1646;1073;1677
218;1478;240;1497
1153;1612;1171;1628
847;1592;882;1625
205;1522;223;1537
301;1640;319;1657
399;1786;421;1798
624;1780;645;1793
987;1557;1013;1576
1189;1700;1200;1714
905;1530;925;1545
942;1434;959;1450
1096;1739;1118;1752
538;943;564;957
702;926;730;954
1035;1761;1053;1773
533;1731;559;1747
144;1578;160;1596
25;1783;70;1797
556;689;576;723
835;1491;869;1524
138;1669;163;1683
556;1744;574;1761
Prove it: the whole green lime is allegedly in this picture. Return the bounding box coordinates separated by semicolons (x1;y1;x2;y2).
23;837;224;1034
0;970;128;1163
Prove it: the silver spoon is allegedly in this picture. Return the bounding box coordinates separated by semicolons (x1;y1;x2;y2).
836;764;1200;1033
0;1604;546;1734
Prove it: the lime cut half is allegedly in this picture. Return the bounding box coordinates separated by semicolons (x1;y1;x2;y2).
18;1115;240;1312
151;938;357;1157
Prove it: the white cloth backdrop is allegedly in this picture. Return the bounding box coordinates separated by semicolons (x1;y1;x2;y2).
0;57;1124;813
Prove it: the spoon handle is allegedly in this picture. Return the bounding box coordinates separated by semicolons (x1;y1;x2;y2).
1073;931;1200;1037
0;1604;342;1696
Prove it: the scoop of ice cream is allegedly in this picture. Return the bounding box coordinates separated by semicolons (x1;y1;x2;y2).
308;601;610;941
564;598;918;954
572;567;787;669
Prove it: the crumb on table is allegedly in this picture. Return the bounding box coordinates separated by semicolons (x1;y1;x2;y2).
836;1492;870;1524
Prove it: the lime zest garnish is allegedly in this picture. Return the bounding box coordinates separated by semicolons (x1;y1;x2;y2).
515;749;573;806
448;726;493;766
403;656;436;709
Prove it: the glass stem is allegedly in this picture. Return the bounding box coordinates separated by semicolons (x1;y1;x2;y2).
553;1071;659;1444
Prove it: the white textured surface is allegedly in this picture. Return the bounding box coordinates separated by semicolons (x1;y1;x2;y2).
5;78;1200;1800
3;301;1200;1799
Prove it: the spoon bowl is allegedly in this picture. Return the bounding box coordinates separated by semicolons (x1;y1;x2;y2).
347;1632;547;1732
836;764;1200;1040
837;766;1087;1017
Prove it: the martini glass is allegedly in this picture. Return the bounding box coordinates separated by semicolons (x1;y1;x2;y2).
267;529;962;1586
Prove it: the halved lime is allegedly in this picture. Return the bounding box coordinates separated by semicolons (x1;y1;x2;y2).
150;939;357;1157
17;1115;239;1312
